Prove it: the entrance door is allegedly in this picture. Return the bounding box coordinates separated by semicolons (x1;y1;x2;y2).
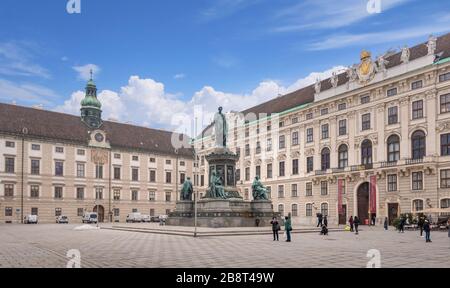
357;182;370;225
339;205;347;225
388;203;399;225
93;205;105;223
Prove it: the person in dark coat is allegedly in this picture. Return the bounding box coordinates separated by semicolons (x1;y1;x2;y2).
284;216;292;242
353;216;360;234
317;213;323;227
270;217;280;241
323;216;328;227
384;217;388;230
418;216;425;237
349;216;354;232
423;220;432;243
399;217;405;233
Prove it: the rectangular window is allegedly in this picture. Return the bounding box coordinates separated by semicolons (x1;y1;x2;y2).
362;113;371;130
245;167;250;181
291;184;298;197
321;108;329;116
76;163;85;178
306;128;313;143
31;208;38;216
278;185;284;198
55;161;64;176
266;138;272;152
440;169;450;188
412;172;423;191
412;100;423;119
245;144;250;156
113;189;121;200
77;208;84;217
279;135;286;149
292;204;298;217
267;125;272;131
440;72;450;82
165;192;171;202
31;144;40;151
165;172;172;183
132;168;139;181
77;149;85;156
279;161;285;177
149;191;156;201
388;106;398;125
266;186;272;199
292;159;299;175
266;164;273;179
279;121;284;128
55;147;64;153
361;95;370;104
113;208;120;217
292;132;299;146
321;124;329;139
55;208;62;217
149;209;155;216
114;167;121;180
255;141;261;154
387;87;398;97
244;188;249;200
180;173;185;184
114;153;121;159
180;161;185;166
441;133;450;156
388;174;398;192
292;117;298;124
95;165;103;179
165;159;171;165
30;185;39;198
96;188;103;200
306;182;312;196
306;204;313;217
255;166;261;178
150;157;156;163
76;187;84;200
411;80;423;90
306;113;313;120
5;207;13;216
321;181;328;196
4;184;14;197
5;141;15;148
54;187;63;199
132;156;139;161
307;157;314;173
339;119;347;136
30;159;40;175
149;170;156;182
5;157;14;173
440;93;450;114
132;190;139;201
338;103;347;111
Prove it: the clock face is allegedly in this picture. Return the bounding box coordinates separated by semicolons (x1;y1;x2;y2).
95;133;104;142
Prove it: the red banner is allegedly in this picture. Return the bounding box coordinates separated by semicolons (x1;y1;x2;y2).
338;179;344;215
369;175;377;214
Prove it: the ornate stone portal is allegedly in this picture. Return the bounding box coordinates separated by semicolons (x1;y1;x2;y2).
167;107;278;228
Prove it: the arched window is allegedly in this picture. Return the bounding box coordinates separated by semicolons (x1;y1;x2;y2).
278;204;284;217
306;203;313;217
412;199;424;212
412;131;426;159
387;135;400;162
321;203;328;216
321;148;330;171
338;144;348;168
292;204;298;217
361;140;373;165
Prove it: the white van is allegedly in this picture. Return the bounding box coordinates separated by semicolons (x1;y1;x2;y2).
24;215;38;224
82;212;98;224
141;214;151;223
126;213;142;223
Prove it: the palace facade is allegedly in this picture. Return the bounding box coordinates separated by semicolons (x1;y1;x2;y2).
195;33;450;225
0;78;193;223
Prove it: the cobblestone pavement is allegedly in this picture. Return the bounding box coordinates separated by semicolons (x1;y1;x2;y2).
0;224;448;268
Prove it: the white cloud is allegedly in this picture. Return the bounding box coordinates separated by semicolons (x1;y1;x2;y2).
0;41;50;78
174;73;186;80
73;64;100;81
0;79;57;105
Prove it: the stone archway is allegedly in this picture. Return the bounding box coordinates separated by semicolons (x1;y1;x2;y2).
357;182;370;225
93;205;105;223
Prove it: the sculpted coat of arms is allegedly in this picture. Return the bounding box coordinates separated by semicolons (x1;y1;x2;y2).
356;50;376;85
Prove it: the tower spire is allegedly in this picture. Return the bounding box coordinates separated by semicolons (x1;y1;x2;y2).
90;69;93;81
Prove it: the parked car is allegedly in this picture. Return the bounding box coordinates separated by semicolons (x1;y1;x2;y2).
150;216;160;222
24;215;38;224
141;214;151;223
56;215;69;224
126;213;142;223
82;212;98;224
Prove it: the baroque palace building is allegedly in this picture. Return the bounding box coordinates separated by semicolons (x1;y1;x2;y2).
0;77;193;223
195;33;450;226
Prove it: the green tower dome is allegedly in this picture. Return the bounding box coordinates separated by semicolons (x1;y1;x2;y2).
81;95;102;109
80;70;103;128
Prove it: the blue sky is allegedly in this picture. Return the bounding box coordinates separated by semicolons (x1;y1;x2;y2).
1;0;450;133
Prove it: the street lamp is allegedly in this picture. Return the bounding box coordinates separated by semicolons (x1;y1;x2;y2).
194;116;198;238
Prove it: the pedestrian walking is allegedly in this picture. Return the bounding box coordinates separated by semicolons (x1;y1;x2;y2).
423;220;432;243
418;216;425;237
285;216;292;242
349;216;354;232
270;217;280;241
399;217;405;233
323;216;328;227
317;213;323;227
384;217;388;230
354;216;360;235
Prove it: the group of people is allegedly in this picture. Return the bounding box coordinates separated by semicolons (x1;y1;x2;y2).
348;216;361;234
270;216;292;242
316;213;329;235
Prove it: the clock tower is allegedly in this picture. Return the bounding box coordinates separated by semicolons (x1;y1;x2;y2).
80;70;103;129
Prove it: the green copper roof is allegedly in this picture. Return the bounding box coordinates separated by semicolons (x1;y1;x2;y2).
81;95;102;109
